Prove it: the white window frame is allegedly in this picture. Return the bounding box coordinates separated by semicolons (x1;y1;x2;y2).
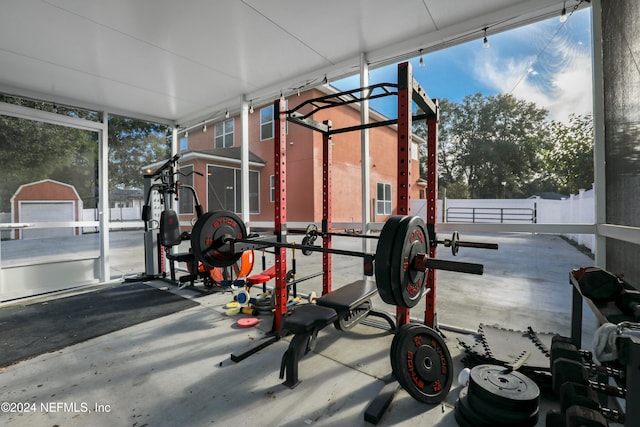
215;118;234;148
260;105;273;140
376;182;392;215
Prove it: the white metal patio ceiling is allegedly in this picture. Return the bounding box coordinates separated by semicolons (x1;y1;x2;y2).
0;0;585;126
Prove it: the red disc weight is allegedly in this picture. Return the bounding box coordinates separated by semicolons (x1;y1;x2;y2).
237;317;260;328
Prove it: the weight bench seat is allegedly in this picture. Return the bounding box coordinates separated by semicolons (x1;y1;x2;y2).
316;279;377;312
280;304;338;388
284;304;338;334
279;280;382;388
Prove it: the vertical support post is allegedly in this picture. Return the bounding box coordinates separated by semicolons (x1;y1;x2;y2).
241;96;250;232
322;122;333;295
273;98;288;333
98;111;110;282
360;53;371;261
424;115;438;327
591;0;607;269
396;62;412;326
570;281;584;349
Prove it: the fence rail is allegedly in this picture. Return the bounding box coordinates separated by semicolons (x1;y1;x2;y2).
445;207;536;223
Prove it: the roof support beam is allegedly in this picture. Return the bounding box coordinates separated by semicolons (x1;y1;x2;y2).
360;53;371;261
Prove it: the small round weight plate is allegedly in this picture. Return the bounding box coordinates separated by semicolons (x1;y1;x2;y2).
237;317;260;328
390;216;429;308
468;364;540;413
225;307;240;316
467;384;539;426
374;216;404;305
236;289;250;306
301;235;314;255
451;231;459;256
191;211;247;268
392;324;453;404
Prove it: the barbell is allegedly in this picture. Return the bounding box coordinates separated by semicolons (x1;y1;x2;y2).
190;210;498;308
293;225;498;257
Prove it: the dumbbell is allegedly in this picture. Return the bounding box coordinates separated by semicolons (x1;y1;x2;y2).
286;291;319;308
559;382;625;424
551;336;625;378
615;289;640;319
551;339;625;380
552;357;626;398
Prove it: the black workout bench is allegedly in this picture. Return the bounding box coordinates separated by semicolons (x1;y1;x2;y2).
279;279;395;388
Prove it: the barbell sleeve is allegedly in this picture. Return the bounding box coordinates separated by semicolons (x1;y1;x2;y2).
414;256;484;275
455;241;499;250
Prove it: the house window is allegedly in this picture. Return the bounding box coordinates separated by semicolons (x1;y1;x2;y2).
179;165;194;214
215;119;234;148
260;102;288;140
377;183;392;215
180;135;188;152
270;175;275;202
260;106;273;140
207;165;259;213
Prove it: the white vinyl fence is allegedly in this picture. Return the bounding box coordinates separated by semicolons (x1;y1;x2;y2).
412;188;595;253
4;190;596;253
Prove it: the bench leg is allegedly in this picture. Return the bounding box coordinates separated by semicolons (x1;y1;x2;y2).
279;331;317;388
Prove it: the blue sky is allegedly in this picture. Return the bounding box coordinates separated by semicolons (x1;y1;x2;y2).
333;8;593;123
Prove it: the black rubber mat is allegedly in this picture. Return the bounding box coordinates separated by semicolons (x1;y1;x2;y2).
0;282;198;367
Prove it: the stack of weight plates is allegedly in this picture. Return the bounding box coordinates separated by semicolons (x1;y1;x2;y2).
454;364;540;427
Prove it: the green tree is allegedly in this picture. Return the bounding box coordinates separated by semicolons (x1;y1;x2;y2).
0;96;171;211
0;115;97;210
542;114;593;194
107;115;170;190
436;93;550;198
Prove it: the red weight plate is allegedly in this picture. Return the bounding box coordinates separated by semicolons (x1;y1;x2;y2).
237;317;260;328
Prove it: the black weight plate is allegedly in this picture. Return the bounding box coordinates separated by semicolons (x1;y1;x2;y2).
456;386;494;427
390;323;422;379
468;364;540;413
301;235;314;256
467;383;539;426
453;404;474;427
191;211;247;268
390;216;429;308
451;231;459;256
374;216;404;305
392;324;453;404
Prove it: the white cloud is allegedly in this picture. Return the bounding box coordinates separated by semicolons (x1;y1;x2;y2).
473;36;593;123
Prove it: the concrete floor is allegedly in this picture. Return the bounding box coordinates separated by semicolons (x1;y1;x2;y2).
0;232;600;426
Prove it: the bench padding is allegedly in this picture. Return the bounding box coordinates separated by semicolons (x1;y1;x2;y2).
317;280;378;312
284;304;337;334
